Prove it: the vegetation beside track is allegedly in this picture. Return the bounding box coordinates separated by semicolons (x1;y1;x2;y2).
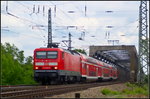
101;82;149;98
1;42;37;85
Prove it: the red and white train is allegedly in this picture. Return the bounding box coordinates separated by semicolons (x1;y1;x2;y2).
33;48;118;84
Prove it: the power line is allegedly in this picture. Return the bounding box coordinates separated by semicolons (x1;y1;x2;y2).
49;1;75;22
6;12;47;38
16;1;33;12
6;1;8;13
71;1;85;16
3;3;48;38
15;2;76;39
1;29;44;40
16;1;86;39
2;13;47;41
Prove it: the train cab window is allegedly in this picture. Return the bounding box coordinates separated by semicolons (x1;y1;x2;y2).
47;51;58;59
36;51;46;59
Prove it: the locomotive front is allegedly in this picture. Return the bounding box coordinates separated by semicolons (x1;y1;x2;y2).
33;48;63;84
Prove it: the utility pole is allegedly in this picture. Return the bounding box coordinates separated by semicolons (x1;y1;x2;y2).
138;0;149;83
47;8;52;48
68;32;72;50
47;8;59;48
6;1;8;13
61;33;72;50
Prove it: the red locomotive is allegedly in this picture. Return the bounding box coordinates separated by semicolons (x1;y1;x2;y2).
33;48;118;84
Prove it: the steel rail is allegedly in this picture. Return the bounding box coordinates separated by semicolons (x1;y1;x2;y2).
1;81;123;98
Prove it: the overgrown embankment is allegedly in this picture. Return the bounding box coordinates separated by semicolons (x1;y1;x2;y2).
101;82;149;98
1;42;37;85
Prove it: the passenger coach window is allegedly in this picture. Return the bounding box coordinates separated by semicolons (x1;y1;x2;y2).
36;52;46;59
47;51;58;59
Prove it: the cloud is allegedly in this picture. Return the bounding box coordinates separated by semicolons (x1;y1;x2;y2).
1;36;23;49
75;17;99;28
1;14;26;27
1;1;148;57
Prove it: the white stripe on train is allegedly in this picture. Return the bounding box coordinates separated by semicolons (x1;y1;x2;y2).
81;75;117;80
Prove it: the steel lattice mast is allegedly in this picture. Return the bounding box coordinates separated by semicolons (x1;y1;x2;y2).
138;0;149;83
47;8;59;48
47;8;52;48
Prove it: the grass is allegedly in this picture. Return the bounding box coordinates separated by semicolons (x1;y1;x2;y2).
101;88;121;95
101;82;149;98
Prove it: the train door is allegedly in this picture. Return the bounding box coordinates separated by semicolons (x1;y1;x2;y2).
81;63;87;76
98;67;102;77
96;67;98;76
103;66;110;79
86;65;89;76
103;67;106;78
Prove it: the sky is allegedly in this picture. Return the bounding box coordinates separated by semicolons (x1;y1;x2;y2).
1;1;149;57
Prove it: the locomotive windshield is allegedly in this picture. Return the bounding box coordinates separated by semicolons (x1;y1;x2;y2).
36;51;46;59
47;51;57;59
36;51;58;59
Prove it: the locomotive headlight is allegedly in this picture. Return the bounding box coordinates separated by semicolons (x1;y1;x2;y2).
54;67;58;69
35;67;38;69
48;62;58;66
35;62;44;66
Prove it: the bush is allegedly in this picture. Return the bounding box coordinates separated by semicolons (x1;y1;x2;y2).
101;82;149;97
101;88;112;95
125;82;136;87
1;42;37;85
125;82;148;96
101;88;120;95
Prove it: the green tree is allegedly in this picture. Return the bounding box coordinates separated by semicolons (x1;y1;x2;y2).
25;56;33;65
1;42;37;85
17;51;25;64
4;43;19;59
74;49;87;55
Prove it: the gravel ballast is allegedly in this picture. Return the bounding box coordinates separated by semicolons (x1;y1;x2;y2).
45;83;136;98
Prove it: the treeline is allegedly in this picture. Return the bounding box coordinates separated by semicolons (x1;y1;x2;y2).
1;42;37;85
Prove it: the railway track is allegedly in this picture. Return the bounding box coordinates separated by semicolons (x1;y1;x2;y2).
1;81;123;98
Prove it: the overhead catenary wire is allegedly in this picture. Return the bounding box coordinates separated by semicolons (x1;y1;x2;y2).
21;2;72;33
1;1;143;50
61;1;139;46
71;1;85;16
16;1;33;12
6;1;8;12
3;2;48;39
2;12;46;41
1;29;44;40
5;12;47;39
16;3;72;39
27;3;89;39
49;1;76;23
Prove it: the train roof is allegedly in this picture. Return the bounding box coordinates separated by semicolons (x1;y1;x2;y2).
34;48;80;56
78;53;103;66
34;48;64;51
34;47;116;67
